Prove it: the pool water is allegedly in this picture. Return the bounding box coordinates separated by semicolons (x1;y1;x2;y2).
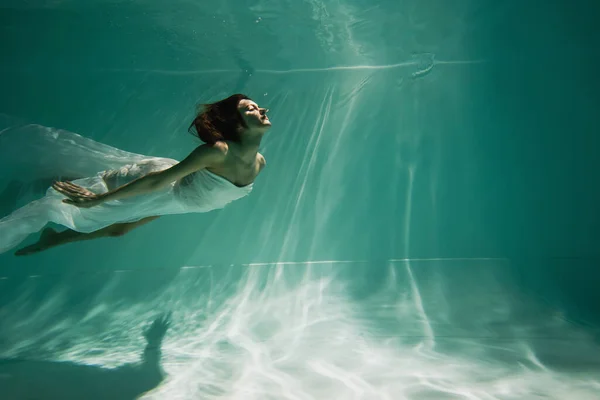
1;0;599;399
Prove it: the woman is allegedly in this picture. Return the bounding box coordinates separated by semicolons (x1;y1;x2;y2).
0;94;271;256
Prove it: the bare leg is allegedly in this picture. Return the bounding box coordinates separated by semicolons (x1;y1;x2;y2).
14;216;160;256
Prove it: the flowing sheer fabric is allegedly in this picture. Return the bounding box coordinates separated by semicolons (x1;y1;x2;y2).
0;124;253;254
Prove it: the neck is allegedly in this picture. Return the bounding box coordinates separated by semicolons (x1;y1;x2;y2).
237;130;263;161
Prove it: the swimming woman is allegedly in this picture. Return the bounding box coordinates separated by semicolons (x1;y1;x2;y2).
0;94;270;256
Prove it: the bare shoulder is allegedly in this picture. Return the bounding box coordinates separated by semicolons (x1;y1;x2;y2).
257;152;266;165
257;152;266;169
193;142;228;157
186;142;229;168
212;141;230;154
157;142;229;182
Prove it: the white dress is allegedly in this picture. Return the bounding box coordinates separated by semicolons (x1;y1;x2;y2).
0;124;253;254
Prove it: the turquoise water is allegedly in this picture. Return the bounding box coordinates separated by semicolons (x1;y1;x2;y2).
1;0;600;399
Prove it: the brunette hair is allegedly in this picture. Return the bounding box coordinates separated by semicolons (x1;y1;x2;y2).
188;94;251;144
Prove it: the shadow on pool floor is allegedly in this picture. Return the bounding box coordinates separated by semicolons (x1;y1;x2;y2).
0;313;171;400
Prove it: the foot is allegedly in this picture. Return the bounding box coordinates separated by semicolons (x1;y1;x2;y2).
14;227;58;256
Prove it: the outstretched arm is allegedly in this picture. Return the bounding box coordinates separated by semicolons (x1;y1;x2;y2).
53;143;228;208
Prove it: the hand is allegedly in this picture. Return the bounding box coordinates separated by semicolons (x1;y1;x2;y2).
52;181;106;208
144;312;172;346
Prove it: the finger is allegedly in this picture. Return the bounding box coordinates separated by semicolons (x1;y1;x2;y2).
52;182;65;191
64;181;81;189
54;186;78;198
60;181;79;191
54;184;84;198
65;183;93;196
54;180;72;187
66;182;87;192
53;182;75;194
63;182;85;193
53;185;71;196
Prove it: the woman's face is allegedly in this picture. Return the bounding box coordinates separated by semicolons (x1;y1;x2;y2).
238;99;271;131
